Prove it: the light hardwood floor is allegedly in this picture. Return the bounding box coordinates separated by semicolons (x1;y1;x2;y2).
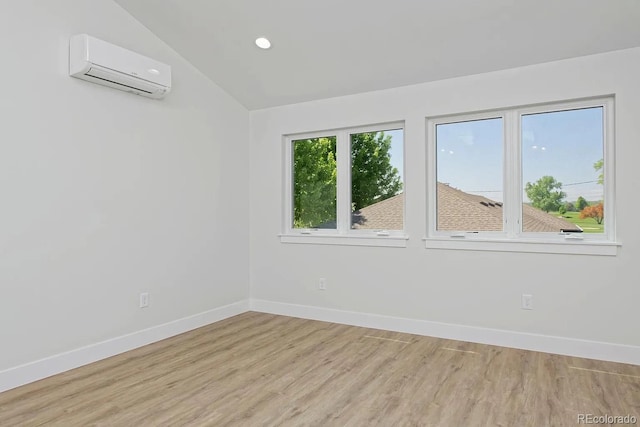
1;312;639;426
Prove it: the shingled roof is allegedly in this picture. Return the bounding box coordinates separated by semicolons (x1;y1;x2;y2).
352;183;578;232
352;193;404;230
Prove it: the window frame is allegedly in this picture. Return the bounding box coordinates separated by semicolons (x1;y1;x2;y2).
281;122;408;247
425;96;619;256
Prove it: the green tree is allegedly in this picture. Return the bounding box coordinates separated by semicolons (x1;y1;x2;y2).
594;158;604;185
575;196;588;212
351;132;402;211
558;204;567;215
564;201;576;212
292;132;402;228
293;137;337;228
525;176;566;213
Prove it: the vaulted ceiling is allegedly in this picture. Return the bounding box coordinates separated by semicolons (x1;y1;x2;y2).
114;0;640;110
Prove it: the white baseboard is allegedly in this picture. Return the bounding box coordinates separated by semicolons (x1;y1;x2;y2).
0;299;250;393
250;299;640;366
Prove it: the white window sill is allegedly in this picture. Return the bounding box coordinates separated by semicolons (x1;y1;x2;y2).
424;237;620;256
280;233;409;248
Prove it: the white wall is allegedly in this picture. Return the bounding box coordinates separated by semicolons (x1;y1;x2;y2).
250;49;640;352
0;0;249;372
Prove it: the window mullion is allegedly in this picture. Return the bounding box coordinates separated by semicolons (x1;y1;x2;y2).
336;130;351;234
504;111;521;237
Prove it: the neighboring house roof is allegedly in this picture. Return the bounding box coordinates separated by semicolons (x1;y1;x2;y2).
353;183;578;232
352;194;404;230
435;183;502;231
521;201;580;232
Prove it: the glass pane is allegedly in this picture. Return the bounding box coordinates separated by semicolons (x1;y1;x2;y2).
522;107;604;233
292;136;337;229
435;118;503;231
350;129;404;230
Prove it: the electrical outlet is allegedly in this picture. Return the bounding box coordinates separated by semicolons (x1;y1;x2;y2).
139;292;149;308
318;278;327;290
521;294;533;310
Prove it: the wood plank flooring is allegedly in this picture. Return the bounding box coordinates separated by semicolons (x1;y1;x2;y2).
1;312;639;426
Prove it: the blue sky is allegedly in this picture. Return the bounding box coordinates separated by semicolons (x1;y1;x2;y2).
436;107;604;203
386;129;404;181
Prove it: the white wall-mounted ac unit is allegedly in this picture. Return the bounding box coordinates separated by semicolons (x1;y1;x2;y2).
69;34;171;99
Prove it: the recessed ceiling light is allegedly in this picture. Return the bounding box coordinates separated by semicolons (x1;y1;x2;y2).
255;37;271;49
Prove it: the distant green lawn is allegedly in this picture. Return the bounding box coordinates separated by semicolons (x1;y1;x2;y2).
552;211;604;233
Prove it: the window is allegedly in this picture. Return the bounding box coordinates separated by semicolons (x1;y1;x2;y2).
292;136;337;229
521;107;605;234
282;123;406;247
427;97;617;255
350;129;404;231
435;116;503;232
